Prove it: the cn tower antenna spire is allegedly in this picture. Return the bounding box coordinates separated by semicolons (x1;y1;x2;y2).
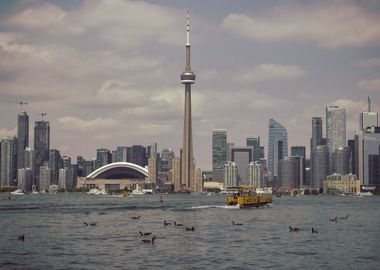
186;10;190;46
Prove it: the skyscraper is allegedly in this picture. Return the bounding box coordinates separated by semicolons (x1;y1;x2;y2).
48;149;62;185
278;156;303;190
34;120;50;188
360;96;378;130
116;146;128;162
356;126;380;186
247;161;265;188
224;161;237;187
96;148;111;169
311;145;329;189
311;117;323;154
127;145;147;167
326;106;346;171
268;119;288;185
180;11;196;191
231;147;252;185
0;137;18;187
17;111;29;169
212;129;227;182
332;147;350;175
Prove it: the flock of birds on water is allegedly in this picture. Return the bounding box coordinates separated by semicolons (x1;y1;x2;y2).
16;213;351;244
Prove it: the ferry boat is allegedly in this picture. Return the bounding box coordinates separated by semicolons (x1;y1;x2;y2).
226;187;272;208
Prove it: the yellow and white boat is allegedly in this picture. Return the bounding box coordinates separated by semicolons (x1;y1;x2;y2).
226;187;272;208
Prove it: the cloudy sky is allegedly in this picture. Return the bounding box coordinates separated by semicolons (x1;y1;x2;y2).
0;0;379;170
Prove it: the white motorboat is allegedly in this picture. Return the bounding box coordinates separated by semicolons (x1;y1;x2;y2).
11;189;24;195
87;188;99;194
355;191;373;197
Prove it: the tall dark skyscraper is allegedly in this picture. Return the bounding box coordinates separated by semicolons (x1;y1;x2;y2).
311;145;329;190
311;117;322;155
0;137;17;187
34;120;50;187
96;148;111;169
127;145;147;167
17;111;29;169
213;129;227;182
347;139;356;175
48;149;62;185
180;11;196;191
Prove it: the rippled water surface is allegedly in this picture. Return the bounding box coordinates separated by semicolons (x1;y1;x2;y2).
0;193;379;270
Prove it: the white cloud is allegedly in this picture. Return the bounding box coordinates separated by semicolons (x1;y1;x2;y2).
234;64;306;83
222;1;380;48
358;78;380;91
0;128;17;139
6;0;183;48
356;57;380;68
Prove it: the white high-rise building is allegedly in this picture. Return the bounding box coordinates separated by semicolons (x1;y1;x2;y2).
248;161;264;188
224;161;237;187
326;106;346;153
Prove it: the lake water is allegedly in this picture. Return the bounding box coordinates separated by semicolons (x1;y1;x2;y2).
0;193;379;270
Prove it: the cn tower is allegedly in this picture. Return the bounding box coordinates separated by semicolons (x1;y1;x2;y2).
180;11;195;191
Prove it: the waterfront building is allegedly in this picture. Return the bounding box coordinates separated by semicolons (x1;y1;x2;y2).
96;148;111;169
311;145;329;190
23;147;35;182
58;168;68;190
311;117;323;154
212;129;227;182
193;167;203;192
180;12;196;191
356;126;380;186
172;156;181;191
323;173;360;194
224;161;237;187
17;111;29;169
267;119;288;185
326;106;346;172
17;168;33;191
231;147;252;185
48;149;62;185
368;153;379;187
278;156;303;190
247;136;264;162
347;139;356;175
360;97;378;130
247;161;264;188
148;157;157;185
0;137;17;187
34;120;50;187
39;166;51;192
332;147;350;175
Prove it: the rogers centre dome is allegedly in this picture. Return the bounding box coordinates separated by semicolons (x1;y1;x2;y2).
86;162;148;180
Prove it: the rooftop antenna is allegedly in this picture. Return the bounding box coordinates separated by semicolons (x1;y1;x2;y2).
36;112;47;120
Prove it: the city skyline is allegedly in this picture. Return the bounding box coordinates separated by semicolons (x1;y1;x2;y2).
0;0;380;170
